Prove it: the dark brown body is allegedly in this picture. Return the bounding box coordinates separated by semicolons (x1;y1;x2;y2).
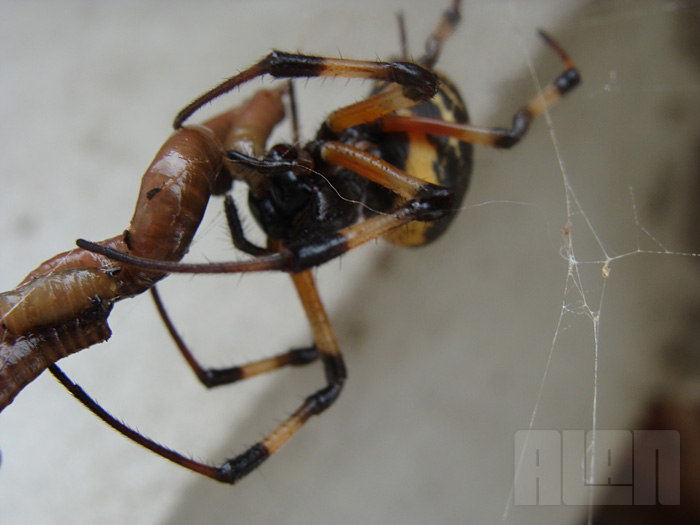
0;89;285;411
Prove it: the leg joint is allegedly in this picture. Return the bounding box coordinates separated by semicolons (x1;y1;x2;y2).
305;382;344;416
493;110;532;149
555;68;581;95
201;367;243;388
283;233;348;274
221;443;270;484
387;62;440;100
288;345;319;366
411;184;455;222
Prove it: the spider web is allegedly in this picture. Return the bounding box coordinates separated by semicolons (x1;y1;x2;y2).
500;0;700;523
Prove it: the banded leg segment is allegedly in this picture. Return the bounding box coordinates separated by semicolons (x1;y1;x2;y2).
420;0;462;68
282;190;453;271
77;198;436;275
77;140;454;275
174;53;439;131
380;30;580;148
152;195;316;388
223;194;271;257
232;270;345;478
51;270;342;484
151;286;317;388
50;364;226;479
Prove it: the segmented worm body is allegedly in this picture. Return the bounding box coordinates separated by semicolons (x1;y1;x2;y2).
0;89;286;411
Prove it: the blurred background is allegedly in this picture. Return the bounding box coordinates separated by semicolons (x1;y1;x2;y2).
1;0;699;523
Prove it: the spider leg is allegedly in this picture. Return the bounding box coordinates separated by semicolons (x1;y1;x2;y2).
318;141;444;200
380;30;580;148
419;0;461;68
150;286;318;388
50;269;342;484
75;238;288;273
149;195;320;386
49;364;221;477
214;269;345;483
77;141;453;275
174;53;439;130
396;11;409;61
286;80;301;146
223;194;271;257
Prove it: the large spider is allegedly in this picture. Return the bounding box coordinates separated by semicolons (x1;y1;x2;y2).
75;0;580;483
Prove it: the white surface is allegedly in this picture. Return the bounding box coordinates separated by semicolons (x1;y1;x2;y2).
1;1;699;524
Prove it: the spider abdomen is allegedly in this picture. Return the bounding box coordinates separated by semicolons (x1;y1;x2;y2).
366;73;473;246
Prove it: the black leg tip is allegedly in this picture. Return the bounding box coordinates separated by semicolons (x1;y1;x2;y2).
222;443;270;483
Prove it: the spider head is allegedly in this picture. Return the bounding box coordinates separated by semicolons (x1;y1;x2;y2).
228;144;364;243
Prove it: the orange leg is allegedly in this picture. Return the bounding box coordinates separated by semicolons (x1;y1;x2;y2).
150;286;318;388
50;269;343;483
76;138;454;276
234;270;345;476
174;54;439;130
380;30;580;148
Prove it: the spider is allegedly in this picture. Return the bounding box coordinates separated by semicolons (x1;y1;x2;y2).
75;0;580;483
